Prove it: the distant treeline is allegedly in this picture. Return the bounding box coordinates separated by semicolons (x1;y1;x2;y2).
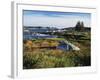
23;21;91;32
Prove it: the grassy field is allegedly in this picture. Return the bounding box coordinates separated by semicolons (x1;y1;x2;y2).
23;31;91;69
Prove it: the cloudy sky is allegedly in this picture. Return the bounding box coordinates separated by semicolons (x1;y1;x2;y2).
23;10;91;29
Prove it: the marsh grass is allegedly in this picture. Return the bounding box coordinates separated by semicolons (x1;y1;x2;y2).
23;31;91;69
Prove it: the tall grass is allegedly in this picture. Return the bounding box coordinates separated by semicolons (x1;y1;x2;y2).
23;31;91;69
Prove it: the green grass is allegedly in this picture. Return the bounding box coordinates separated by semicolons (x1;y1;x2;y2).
32;38;65;42
23;49;78;69
23;31;91;69
46;38;65;41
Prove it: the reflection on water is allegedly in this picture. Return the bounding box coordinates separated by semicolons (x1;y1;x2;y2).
57;41;72;51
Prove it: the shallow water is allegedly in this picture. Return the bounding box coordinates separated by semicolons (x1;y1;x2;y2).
23;33;57;40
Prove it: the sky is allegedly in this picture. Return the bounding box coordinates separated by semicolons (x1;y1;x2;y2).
23;10;91;29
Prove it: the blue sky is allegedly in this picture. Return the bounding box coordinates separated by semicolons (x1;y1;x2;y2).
23;10;91;28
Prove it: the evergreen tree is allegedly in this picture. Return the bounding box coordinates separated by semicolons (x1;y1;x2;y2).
75;21;84;31
75;21;81;31
80;21;84;31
